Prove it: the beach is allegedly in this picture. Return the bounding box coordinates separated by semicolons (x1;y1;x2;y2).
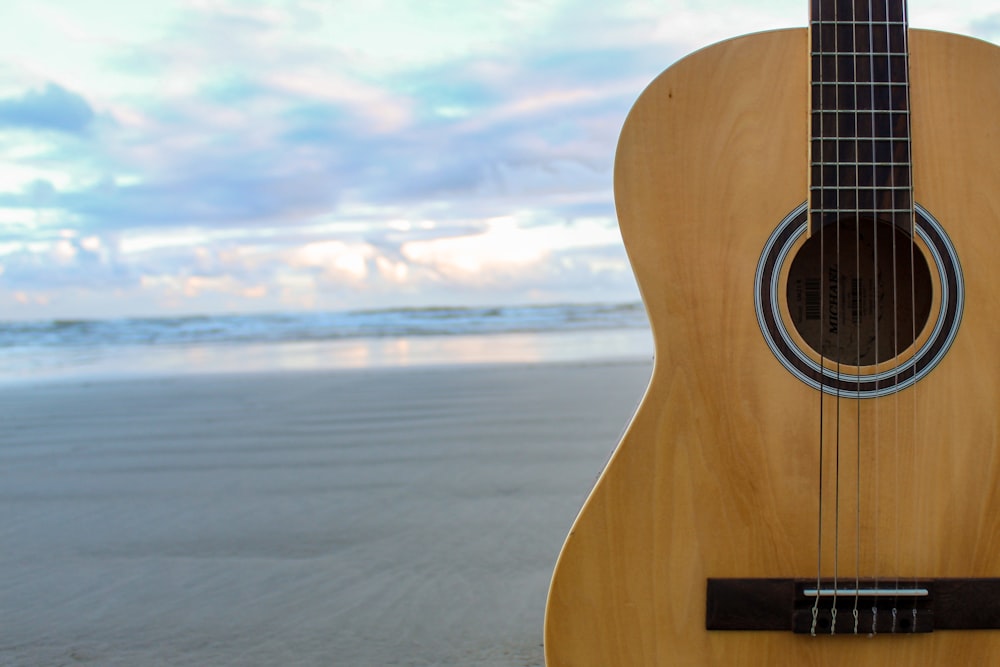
0;343;652;665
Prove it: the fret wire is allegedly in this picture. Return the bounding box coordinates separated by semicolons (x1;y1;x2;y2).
811;209;914;213
810;162;911;166
810;186;911;190
813;21;906;26
812;138;911;142
812;81;908;86
812;52;909;56
811;109;909;114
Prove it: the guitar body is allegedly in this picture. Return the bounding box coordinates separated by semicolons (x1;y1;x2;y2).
545;28;1000;666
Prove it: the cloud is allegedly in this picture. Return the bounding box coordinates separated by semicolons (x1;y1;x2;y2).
1;33;636;234
3;0;868;319
971;13;1000;39
0;83;95;134
0;5;652;319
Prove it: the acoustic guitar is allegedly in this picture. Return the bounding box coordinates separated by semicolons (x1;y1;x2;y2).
545;1;1000;664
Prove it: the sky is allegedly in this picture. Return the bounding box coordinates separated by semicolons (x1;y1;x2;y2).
1;1;998;321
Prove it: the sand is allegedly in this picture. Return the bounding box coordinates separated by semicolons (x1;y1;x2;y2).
0;359;652;666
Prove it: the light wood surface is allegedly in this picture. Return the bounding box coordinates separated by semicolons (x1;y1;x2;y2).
545;28;1000;666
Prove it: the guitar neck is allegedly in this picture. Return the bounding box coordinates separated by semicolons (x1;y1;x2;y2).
809;0;912;235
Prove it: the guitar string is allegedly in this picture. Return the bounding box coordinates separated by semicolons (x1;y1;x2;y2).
900;0;920;629
886;0;905;633
832;0;844;634
829;3;844;635
851;0;862;634
870;0;883;635
810;0;826;635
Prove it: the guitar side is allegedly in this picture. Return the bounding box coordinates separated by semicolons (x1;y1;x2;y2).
544;28;1000;666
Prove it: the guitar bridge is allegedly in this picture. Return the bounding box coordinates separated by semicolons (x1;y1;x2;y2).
706;578;1000;634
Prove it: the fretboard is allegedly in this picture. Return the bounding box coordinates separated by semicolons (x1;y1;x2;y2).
810;0;912;234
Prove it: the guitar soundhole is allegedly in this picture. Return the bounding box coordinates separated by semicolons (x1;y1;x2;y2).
786;217;933;366
755;203;963;397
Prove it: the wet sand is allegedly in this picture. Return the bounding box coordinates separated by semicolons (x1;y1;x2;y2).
0;359;651;666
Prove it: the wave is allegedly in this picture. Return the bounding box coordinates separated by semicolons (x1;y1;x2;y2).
0;303;647;349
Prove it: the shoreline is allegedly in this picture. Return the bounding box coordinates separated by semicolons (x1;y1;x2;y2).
0;327;653;386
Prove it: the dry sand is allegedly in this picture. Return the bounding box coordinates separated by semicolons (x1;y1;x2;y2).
0;359;652;666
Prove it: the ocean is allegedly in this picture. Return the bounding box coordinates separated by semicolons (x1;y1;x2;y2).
0;302;653;383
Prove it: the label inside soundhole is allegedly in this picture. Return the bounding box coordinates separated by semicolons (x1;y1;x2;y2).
786;218;932;366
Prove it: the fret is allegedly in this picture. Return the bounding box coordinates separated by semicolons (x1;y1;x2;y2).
812;182;912;204
812;165;911;181
812;51;909;56
814;21;906;26
812;54;909;69
811;81;908;87
810;162;909;167
813;139;910;158
812;25;907;55
812;109;910;131
812;182;912;193
812;209;914;214
813;137;910;142
812;56;909;85
809;211;914;230
812;134;910;144
811;141;911;150
812;86;909;113
811;133;911;143
812;184;912;194
812;188;911;210
812;136;911;142
811;109;909;114
810;185;911;190
810;0;905;22
812;161;911;172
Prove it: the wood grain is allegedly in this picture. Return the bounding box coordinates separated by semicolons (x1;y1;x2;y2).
544;28;1000;666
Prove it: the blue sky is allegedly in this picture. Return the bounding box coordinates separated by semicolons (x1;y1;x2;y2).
1;1;997;320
